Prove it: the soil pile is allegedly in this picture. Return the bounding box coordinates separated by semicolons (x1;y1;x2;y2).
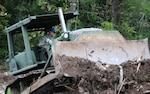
0;56;150;94
56;55;150;94
0;69;15;94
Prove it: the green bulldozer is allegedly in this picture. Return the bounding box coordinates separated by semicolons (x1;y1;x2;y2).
4;8;150;94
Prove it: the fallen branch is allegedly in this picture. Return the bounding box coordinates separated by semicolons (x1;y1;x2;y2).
143;90;150;94
136;62;141;73
117;79;126;94
65;85;76;91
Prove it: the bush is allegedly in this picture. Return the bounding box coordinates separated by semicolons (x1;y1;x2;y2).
101;21;114;30
119;23;137;39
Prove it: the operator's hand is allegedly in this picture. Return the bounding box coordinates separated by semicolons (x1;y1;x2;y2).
46;38;52;45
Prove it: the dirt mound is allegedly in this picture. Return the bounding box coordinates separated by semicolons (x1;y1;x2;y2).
56;55;150;94
0;69;15;94
1;56;150;94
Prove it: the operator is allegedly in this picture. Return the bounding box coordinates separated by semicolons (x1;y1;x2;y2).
38;27;56;50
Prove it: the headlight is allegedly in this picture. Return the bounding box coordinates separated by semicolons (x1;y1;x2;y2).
64;33;69;38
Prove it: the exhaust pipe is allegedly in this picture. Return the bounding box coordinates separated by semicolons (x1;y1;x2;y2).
58;7;67;33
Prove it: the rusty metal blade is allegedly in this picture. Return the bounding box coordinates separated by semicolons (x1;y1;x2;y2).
52;30;150;76
53;38;150;64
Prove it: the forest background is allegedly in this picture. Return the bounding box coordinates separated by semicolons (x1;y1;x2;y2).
0;0;150;67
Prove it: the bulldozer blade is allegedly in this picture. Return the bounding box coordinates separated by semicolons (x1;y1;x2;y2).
52;38;150;76
53;38;150;62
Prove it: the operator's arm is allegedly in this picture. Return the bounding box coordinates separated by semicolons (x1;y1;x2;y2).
38;36;52;46
38;36;46;46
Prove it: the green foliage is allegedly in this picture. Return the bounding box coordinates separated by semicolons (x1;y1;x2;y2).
6;87;12;94
0;6;10;31
29;31;43;47
0;0;150;64
0;48;7;60
1;0;150;38
101;21;114;30
119;0;150;39
13;33;25;52
79;0;101;27
2;0;48;23
119;23;136;39
0;5;9;63
71;18;84;29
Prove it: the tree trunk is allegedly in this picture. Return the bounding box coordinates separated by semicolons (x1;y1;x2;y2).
112;0;122;25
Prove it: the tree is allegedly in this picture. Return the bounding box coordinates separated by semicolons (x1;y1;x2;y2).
1;0;150;63
119;0;150;39
0;4;10;64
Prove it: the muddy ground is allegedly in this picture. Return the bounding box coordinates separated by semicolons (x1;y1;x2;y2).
0;55;150;94
55;55;150;94
0;69;15;94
